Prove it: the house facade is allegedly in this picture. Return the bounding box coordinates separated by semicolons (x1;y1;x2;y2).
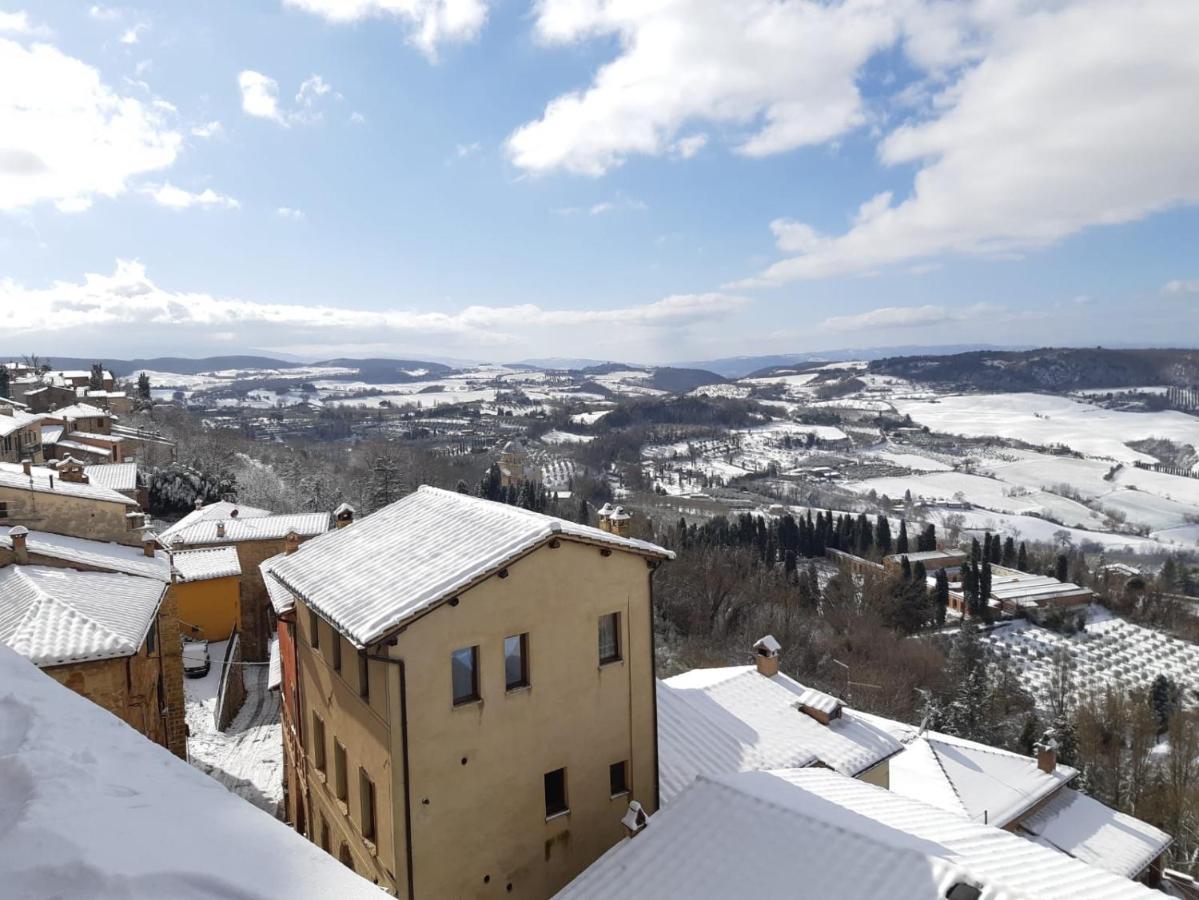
0;460;145;545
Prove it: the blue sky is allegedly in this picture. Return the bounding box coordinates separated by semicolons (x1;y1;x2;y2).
1;0;1197;364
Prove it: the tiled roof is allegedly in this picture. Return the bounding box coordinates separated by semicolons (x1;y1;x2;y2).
657;666;902;802
1019;787;1170;879
43;402;111;420
0;409;43;438
83;462;138;493
157;501;274;542
556;769;1158;900
264;485;673;648
40;424;64;445
268;636;282;691
0;462;138;505
171;546;242;582
165;512;330;547
0;526;170;581
54;440;113;458
889;730;1076;827
260;553;297;615
0;565;165;666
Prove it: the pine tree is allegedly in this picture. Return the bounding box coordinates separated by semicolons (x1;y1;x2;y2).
136;371;151;400
1017;541;1028;571
896;520;909;555
89;362;104;391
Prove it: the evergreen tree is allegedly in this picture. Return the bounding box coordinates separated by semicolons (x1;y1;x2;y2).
989;534;1001;564
979;561;993;623
900;556;912;580
1151;674;1180;734
983;532;992;565
368;456;404;512
896;520;909;555
1018;711;1042;756
875;515;892;556
1017;541;1028;571
1055;553;1069;583
0;366;9;399
576;497;590;525
970;537;981;565
918;523;937;552
1002;536;1016;567
783;549;797;581
136;371;151;400
934;569;949;626
89;362;104;391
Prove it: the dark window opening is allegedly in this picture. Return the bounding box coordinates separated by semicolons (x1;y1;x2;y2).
312;713;326;772
451;645;480;705
308;608;320;649
544;767;568;818
332;635;342;672
145;620;157;655
334;740;348;801
598;612;621;664
358;653;370;699
610;760;629;796
504;633;529;690
360;768;377;841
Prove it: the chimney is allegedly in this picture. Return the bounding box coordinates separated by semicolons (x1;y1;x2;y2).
596;503;613;533
142;531;159;558
216;522;226;539
9;525;29;564
1035;731;1059;774
21;458;31;476
620;800;647;838
334;502;355;529
608;506;631;538
284;530;301;555
0;406;12;417
753;634;781;678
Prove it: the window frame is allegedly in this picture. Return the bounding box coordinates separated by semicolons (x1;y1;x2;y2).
334;739;348;802
311;713;326;773
308;607;320;649
609;760;630;798
544;767;569;820
358;652;370;700
332;634;342;672
359;767;377;842
504;632;530;691
451;644;481;706
145;620;157;655
598;612;622;665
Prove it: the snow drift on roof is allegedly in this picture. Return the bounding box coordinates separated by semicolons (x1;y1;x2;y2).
0;462;137;505
157;501;273;542
164;513;329;547
0;526;170;581
171;547;241;582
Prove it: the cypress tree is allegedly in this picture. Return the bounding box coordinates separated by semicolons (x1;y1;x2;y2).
896;520;909;555
1002;536;1016;567
970;537;981;565
934;569;949;626
876;515;892;556
900;556;912;580
1055;553;1069;583
1017;542;1028;571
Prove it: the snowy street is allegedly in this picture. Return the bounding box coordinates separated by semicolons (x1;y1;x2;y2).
184;640;284;818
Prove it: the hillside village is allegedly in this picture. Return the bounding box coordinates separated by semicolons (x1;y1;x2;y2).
2;354;1199;897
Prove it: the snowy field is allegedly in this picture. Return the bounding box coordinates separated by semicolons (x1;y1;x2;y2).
184;641;283;818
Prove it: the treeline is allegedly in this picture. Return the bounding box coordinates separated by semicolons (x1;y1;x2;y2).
598;396;762;430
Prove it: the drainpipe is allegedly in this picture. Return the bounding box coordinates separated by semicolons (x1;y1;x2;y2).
370;651;414;900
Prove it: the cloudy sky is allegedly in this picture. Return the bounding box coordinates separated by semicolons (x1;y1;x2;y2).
1;0;1197;364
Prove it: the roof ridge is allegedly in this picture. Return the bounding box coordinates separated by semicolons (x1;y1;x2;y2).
9;571;133;658
919;737;970;819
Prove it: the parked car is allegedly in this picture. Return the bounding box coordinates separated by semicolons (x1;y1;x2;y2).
182;638;211;678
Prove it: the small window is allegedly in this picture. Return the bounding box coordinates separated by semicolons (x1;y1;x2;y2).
332;636;342;672
598;612;621;664
0;501;7;519
312;713;326;772
358;653;370;700
309;608;320;649
451;645;479;705
359;767;377;841
544;767;568;818
320;817;331;852
505;633;529;690
334;740;348;801
145;620;157;655
610;760;629;797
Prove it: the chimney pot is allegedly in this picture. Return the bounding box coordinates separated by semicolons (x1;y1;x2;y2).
215;522;226;539
284;530;301;555
9;525;29;564
142;532;159;558
1035;730;1059;774
753;634;781;678
21;458;31;476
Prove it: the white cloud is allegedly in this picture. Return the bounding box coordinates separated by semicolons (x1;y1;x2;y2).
277;206;305;219
89;6;120;21
821;304;985;332
1163;279;1199;296
282;0;488;59
0;36;181;213
190;120;223;139
0;11;33;33
506;0;897;176
349;110;366;125
119;23;147;44
556;193;647;216
239;70;336;125
742;0;1199;285
2;261;748;351
296;73;331;105
144;183;240;210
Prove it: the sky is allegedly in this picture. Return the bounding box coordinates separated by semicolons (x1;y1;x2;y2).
1;0;1197;365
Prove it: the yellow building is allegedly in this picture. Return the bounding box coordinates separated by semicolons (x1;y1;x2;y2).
263;486;673;898
171;546;242;641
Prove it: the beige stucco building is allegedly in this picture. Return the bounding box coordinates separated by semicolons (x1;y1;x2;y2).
263;486;672;898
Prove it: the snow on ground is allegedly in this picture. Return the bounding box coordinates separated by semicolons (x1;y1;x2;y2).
570;409;612;424
980;613;1199;711
333;388;498;408
184;640;283;818
540;429;595;444
896;393;1199;463
866;450;954;472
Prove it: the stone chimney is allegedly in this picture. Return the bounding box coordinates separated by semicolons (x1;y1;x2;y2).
0;406;12;417
608;506;631;538
284;530;301;555
1035;730;1059;774
620;800;647;838
21;458;31;476
10;525;29;564
597;503;614;533
753;634;781;677
142;532;159;558
58;458;88;484
334;502;355;529
215;522;226;539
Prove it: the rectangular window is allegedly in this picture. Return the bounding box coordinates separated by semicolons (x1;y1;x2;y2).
598;612;621;664
358;653;370;700
320;817;331;853
311;713;326;772
610;760;629;797
451;645;479;705
309;608;320;649
544;767;569;818
359;767;377;842
145;620;157;655
332;636;342;672
334;740;348;802
504;633;529;691
0;501;7;519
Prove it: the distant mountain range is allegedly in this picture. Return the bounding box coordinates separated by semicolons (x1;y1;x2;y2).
674;344;1027;379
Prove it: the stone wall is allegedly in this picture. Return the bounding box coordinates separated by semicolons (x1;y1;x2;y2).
0;485;139;545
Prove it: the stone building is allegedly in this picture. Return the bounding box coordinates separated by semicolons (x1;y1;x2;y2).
498;439;537;487
0;543;186;758
262;486;673;898
0;460;146;545
0;407;44;464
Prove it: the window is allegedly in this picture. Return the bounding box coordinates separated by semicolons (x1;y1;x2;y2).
504;633;529;690
320;817;331;852
334;740;348;802
312;713;326;772
309;608;320;649
610;761;629;797
359;767;377;841
145;620;157;655
544;768;568;818
358;653;370;700
598;612;621;664
0;501;7;519
332;636;342;672
451;645;479;705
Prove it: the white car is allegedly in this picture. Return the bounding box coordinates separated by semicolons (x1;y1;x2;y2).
182;639;211;678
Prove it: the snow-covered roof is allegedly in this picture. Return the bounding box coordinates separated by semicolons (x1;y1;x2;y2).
556;769;1157;900
171;546;242;582
0;642;381;899
1018;787;1170;879
157;500;274;542
795;685;842;716
886;548;968;564
40;424;64;445
65;429;122;443
888;730;1076;827
657;666;901;802
265;485;673;648
42;402;111;420
165;512;330;547
54;440;113;458
268;636;282;691
0;409;42;438
0;461;139;505
260;554;297;615
0;526;170;581
84;462;138;493
0;566;166;666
